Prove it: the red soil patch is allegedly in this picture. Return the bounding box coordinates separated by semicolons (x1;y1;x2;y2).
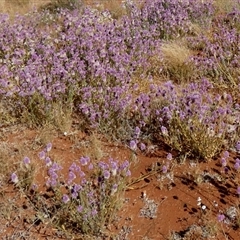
0;125;240;239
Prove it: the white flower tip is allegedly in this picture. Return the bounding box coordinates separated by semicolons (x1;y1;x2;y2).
202;205;206;210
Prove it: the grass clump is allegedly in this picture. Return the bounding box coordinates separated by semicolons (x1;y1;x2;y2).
159;40;196;83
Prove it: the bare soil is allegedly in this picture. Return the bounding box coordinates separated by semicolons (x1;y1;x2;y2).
0;125;240;240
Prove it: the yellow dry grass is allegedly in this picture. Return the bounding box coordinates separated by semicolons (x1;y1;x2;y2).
160;40;195;83
161;40;192;69
213;0;240;14
0;0;51;16
0;0;142;18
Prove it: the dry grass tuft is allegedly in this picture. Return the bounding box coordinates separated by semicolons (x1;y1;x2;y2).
214;0;240;14
88;0;127;19
51;101;73;135
0;0;51;16
34;123;57;147
160;40;195;83
82;133;105;161
0;142;15;183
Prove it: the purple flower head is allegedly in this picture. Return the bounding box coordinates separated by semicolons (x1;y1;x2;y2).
80;156;90;166
46;143;52;152
81;178;87;185
108;159;118;176
98;161;108;170
223;151;229;159
129;140;137;151
51;162;63;171
68;171;76;184
77;205;83;213
237;186;240;195
31;184;38;191
45;157;52;167
48;170;58;180
39;151;45;160
120;160;130;170
103;170;110;179
126;169;131;176
161;126;168;136
234;162;240;171
111;183;118;195
11;172;19;184
71;191;78;199
162;165;168;174
78;170;85;178
51;178;58;187
217;214;225;222
166;153;173;161
69;163;77;172
221;158;227;167
236;141;240;151
134;126;141;138
139;142;146;151
23;156;30;165
86;162;92;170
91;209;98;216
73;183;82;192
236;158;240;164
62;194;70;204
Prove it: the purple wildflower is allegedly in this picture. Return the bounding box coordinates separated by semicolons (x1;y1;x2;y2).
126;169;131;176
80;156;90;166
77;205;83;213
167;153;173;161
39;151;45;160
62;194;70;204
111;184;118;195
217;214;225;222
237;186;240;196
98;161;108;170
79;170;85;178
72;191;78;199
129;140;137;151
236;141;240;151
46;143;52;152
162;165;168;174
69;162;77;172
121;160;130;170
111;164;118;176
234;162;240;171
134;126;141;138
31;184;38;191
45;157;52;167
139;142;146;151
91;209;98;216
223;151;229;159
88;163;94;170
221;158;227;167
103;170;110;179
23;156;30;165
68;171;76;184
11;172;19;184
161;126;168;136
